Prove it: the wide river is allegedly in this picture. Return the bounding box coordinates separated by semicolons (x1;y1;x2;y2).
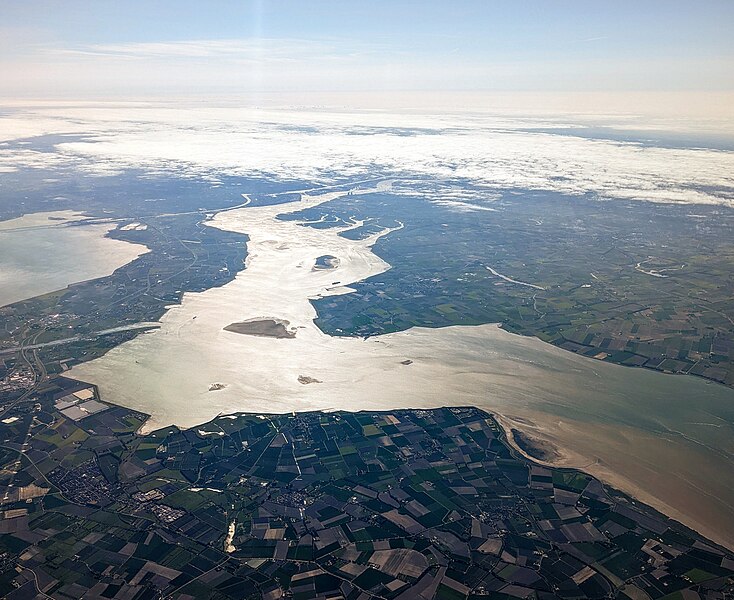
0;211;147;308
70;184;734;551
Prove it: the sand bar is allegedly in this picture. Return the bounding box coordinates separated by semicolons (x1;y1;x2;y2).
224;318;296;339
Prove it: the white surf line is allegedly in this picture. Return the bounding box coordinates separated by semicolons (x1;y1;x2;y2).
484;265;546;290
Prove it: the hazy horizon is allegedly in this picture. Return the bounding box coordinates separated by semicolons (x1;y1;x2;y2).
2;1;733;103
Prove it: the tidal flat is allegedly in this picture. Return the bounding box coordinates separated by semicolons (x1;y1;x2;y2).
70;184;734;551
224;318;296;339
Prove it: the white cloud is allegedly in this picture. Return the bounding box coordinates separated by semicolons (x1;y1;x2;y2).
2;102;733;208
53;38;347;62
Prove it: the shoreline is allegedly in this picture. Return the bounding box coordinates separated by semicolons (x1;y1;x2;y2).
0;210;148;309
116;380;734;554
80;379;730;556
69;183;734;557
493;413;734;553
223;318;296;339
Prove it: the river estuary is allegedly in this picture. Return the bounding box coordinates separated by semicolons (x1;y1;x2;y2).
68;184;734;551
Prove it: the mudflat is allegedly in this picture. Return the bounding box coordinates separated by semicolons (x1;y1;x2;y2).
224;318;296;339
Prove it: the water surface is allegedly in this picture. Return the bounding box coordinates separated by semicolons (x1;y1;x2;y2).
70;187;734;550
0;211;147;307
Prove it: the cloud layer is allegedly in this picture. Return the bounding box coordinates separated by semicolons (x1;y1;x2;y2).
1;102;733;207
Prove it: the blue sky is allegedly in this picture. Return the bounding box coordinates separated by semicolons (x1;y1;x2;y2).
1;1;733;97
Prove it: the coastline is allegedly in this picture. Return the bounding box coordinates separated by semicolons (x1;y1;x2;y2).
77;378;733;556
0;210;148;309
16;373;734;598
493;413;734;553
69;183;734;557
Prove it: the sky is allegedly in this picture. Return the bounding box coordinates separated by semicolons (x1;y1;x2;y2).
1;0;733;99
